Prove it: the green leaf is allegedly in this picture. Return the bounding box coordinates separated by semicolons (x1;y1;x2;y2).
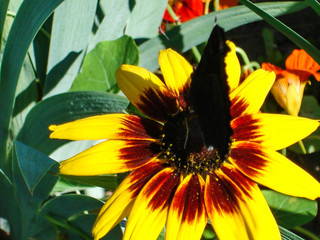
11;141;59;240
139;1;307;71
0;0;10;51
17;91;129;155
262;190;317;228
279;226;304;240
88;0;132;49
44;0;97;97
238;0;320;65
70;215;123;240
70;36;139;92
15;140;57;193
125;0;167;39
0;169;20;238
57;174;118;191
0;0;64;169
305;0;320;17
34;194;103;240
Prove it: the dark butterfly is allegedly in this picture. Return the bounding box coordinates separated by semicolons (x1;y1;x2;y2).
189;24;233;159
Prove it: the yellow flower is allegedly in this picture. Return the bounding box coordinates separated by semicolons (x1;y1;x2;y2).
50;41;320;240
262;49;320;116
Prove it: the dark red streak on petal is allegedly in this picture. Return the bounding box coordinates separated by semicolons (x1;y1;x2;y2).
220;165;255;200
120;140;162;168
230;142;268;178
145;170;180;210
231;115;263;142
172;175;205;223
205;172;240;215
137;88;178;122
128;161;164;197
230;96;249;119
119;115;163;140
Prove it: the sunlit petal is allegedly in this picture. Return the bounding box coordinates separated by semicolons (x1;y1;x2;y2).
232;113;319;150
49;114;162;141
229;69;275;118
159;48;193;97
166;174;207;240
59;140;162;175
225;40;241;92
205;165;280;240
123;168;180;240
92;161;163;240
230;141;320;200
116;64;178;121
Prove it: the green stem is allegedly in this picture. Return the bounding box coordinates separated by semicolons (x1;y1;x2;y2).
214;0;220;11
166;4;179;23
298;140;307;154
293;226;320;240
235;46;254;72
204;0;210;15
46;214;92;240
191;46;201;63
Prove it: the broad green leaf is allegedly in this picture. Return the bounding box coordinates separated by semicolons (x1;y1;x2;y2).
44;0;97;98
262;189;317;228
238;0;320;65
15;141;57;193
17;91;129;155
0;0;64;169
139;2;307;71
70;36;139;92
88;0;132;50
125;0;167;39
34;194;103;240
11;141;59;240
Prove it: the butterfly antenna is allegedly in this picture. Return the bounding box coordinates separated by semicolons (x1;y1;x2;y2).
159;26;169;40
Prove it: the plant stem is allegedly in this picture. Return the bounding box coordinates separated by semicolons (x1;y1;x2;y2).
298;140;307;154
293;226;320;240
46;214;92;240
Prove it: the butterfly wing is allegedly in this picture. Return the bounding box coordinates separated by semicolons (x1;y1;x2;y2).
189;25;233;159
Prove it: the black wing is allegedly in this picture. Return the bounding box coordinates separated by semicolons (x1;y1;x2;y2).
189;25;233;159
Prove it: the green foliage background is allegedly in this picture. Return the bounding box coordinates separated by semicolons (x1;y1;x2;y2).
1;0;320;239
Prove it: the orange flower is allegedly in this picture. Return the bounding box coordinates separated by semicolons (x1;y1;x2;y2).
262;49;320;116
163;0;204;23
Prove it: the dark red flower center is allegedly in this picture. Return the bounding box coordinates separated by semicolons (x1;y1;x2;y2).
161;110;224;175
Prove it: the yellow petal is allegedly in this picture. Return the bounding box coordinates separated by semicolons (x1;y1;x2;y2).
59;140;161;175
49;113;162;141
159;48;193;97
230;141;320;200
229;69;275;118
116;64;178;121
123;168;180;240
232;113;319;150
166;174;207;240
204;165;280;240
225;41;241;92
92;161;164;240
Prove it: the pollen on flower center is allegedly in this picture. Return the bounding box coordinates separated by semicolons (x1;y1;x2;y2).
161;111;224;175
